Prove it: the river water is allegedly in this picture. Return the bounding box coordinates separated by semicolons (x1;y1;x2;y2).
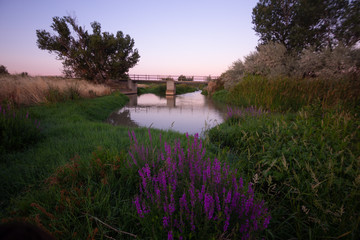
106;91;228;135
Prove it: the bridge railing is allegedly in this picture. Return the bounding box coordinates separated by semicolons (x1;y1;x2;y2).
128;74;219;82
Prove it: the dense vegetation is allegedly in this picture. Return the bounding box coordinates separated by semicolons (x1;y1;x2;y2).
1;1;359;239
205;35;359;240
253;0;360;51
204;3;360;237
137;83;204;96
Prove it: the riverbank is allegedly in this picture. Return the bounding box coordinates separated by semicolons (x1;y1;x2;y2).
206;75;360;239
1;75;359;239
0;92;198;239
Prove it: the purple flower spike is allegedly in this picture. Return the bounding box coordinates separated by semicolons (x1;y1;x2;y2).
130;131;270;239
167;230;173;240
134;196;144;218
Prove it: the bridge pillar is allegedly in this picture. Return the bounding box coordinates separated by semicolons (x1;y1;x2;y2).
166;95;176;107
127;78;137;93
166;79;176;96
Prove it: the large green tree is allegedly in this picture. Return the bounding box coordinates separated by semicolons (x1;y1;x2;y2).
36;16;140;83
252;0;358;52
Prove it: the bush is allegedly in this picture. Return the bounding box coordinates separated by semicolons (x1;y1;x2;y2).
243;42;295;78
297;44;359;79
178;75;194;81
0;65;9;75
222;42;360;85
129;131;270;239
221;60;245;90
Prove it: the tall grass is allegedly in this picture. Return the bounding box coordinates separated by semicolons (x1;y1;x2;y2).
213;75;360;114
207;106;360;239
0;75;111;105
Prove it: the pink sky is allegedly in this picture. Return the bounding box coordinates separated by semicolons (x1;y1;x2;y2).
0;0;259;77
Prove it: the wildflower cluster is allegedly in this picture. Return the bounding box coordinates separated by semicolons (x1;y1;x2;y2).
129;130;270;239
0;103;42;153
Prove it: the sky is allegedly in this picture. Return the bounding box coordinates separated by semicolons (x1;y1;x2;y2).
0;0;259;77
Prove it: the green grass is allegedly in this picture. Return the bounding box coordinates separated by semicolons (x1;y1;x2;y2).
214;75;360;115
207;108;360;239
2;75;359;239
0;93;131;211
206;75;360;239
0;92;190;239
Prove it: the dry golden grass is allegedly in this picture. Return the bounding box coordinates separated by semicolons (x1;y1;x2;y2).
0;75;112;105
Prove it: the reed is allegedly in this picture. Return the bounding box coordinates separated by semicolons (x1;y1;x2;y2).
213;75;360;115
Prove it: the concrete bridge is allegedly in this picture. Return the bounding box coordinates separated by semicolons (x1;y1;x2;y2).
126;74;218;95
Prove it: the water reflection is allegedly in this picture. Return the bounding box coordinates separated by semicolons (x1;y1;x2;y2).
106;91;227;135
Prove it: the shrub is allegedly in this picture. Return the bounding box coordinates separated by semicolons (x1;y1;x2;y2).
222;60;245;90
243;42;295;78
178;75;194;82
297;44;359;79
129;130;270;239
0;65;9;75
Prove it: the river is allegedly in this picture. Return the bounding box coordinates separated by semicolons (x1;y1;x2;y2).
106;91;228;136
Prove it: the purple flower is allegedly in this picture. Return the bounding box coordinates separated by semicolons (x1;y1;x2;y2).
204;193;215;220
131;131;270;238
169;193;175;215
167;230;173;240
163;216;169;228
134;196;144;218
179;192;188;214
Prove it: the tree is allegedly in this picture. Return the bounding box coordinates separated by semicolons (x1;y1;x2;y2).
0;65;9;75
252;0;357;52
337;0;360;46
36;16;140;83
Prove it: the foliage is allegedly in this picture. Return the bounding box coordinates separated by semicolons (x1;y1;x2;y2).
221;60;245;90
252;0;359;52
130;131;270;239
2;148;140;240
243;42;295;77
36;16;140;83
220;42;360;90
211;89;229;103
0;103;42;154
208;108;360;239
137;83;198;96
0;65;9;75
178;75;194;81
215;75;360;114
337;0;360;46
44;85;81;103
297;43;359;79
0;93;129;210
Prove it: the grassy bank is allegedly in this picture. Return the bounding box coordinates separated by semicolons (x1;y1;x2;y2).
1;93;131;210
207;75;360;239
212;75;360;114
0;92;201;239
137;83;204;96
